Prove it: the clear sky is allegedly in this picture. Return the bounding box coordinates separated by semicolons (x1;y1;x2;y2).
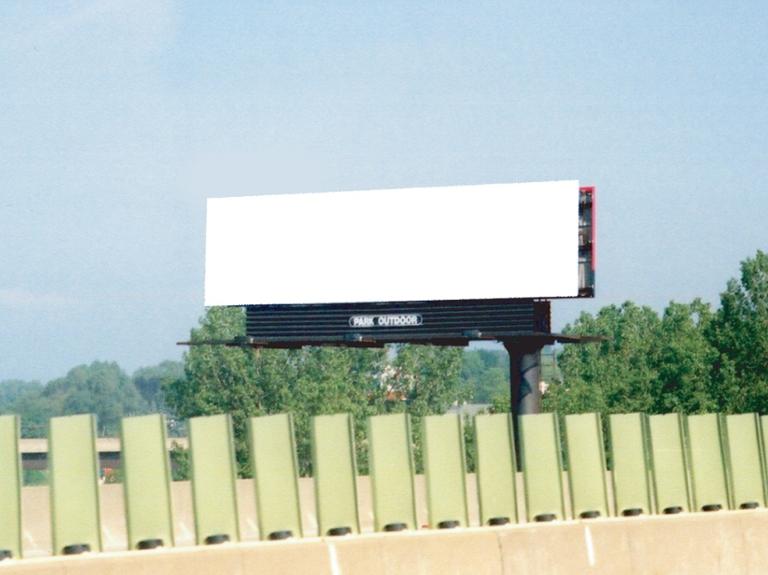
1;1;766;382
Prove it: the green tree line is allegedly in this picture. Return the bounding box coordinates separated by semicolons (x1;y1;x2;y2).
0;360;183;437
544;250;768;417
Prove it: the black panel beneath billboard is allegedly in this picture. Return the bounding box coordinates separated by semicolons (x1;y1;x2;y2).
226;298;554;347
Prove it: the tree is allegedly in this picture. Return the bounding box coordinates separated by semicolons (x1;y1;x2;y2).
544;302;663;415
389;344;468;417
165;307;470;476
474;367;507;405
163;306;274;473
387;344;468;471
544;299;728;417
0;380;52;437
132;361;183;412
0;380;42;410
1;364;147;437
461;349;509;403
654;300;718;413
708;250;768;413
11;389;55;438
164;307;388;475
44;362;147;435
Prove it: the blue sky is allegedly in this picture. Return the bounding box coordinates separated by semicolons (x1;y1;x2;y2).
1;1;766;382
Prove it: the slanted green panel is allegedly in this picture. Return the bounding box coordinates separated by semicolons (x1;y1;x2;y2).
368;413;417;532
609;413;652;516
520;413;565;522
49;414;102;554
312;414;360;535
423;414;469;528
0;415;22;559
248;413;303;540
726;413;766;509
761;415;768;457
761;416;768;501
565;413;609;519
687;414;730;511
474;413;517;526
649;413;690;513
121;414;175;549
189;414;240;544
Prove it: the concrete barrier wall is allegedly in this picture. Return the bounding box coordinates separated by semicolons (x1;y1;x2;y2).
4;511;768;574
16;471;766;574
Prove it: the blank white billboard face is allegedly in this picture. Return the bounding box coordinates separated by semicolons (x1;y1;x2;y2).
205;180;580;306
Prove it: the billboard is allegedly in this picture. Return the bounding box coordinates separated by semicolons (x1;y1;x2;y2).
205;180;585;307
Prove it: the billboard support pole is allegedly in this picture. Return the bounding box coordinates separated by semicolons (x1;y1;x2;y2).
503;342;542;416
503;341;542;462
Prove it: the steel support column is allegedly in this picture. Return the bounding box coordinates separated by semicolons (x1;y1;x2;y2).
503;341;542;465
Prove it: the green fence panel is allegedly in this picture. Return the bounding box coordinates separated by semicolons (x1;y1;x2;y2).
248;413;303;540
609;413;652;516
0;415;22;560
474;413;517;526
519;413;565;522
368;413;418;532
422;414;469;529
49;414;102;555
687;414;730;511
121;414;175;550
311;414;360;536
725;413;766;509
761;416;768;504
565;413;609;519
189;414;240;545
649;413;691;514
